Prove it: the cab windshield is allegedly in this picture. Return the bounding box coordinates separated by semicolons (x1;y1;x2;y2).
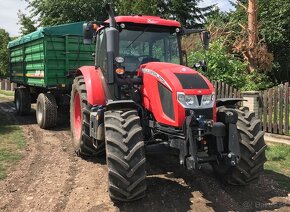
119;26;181;72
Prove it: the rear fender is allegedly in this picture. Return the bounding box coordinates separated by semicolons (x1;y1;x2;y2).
76;66;107;106
106;100;138;111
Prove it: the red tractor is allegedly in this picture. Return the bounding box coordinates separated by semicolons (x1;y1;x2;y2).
71;5;266;201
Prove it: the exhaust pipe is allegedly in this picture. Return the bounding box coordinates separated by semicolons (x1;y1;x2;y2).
105;3;116;28
104;3;119;84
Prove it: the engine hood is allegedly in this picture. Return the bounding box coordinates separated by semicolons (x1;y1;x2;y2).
138;62;214;95
138;62;215;127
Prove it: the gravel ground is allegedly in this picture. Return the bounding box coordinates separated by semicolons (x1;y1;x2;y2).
0;96;289;212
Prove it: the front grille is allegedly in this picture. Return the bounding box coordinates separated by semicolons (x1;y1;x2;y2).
175;73;209;89
158;82;175;120
186;108;213;120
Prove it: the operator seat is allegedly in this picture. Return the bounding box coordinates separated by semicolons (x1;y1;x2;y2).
140;57;160;65
123;56;140;73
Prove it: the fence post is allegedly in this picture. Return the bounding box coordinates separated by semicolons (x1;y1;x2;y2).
6;79;11;91
242;91;261;119
0;79;3;90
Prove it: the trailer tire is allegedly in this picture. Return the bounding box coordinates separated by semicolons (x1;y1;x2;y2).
213;107;267;185
70;76;105;157
105;109;147;202
15;87;31;115
36;93;57;129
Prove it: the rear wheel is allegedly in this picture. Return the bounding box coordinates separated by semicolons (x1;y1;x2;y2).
36;93;57;129
213;106;267;185
70;76;105;156
105;109;147;202
14;87;31;115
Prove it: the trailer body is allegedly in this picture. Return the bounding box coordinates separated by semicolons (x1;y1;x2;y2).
8;22;94;89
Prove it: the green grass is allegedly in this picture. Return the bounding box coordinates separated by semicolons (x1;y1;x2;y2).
0;90;14;96
0;112;26;180
265;144;290;190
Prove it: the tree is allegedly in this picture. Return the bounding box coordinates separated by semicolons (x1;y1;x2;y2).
117;0;213;28
258;0;290;82
23;0;212;29
184;6;274;90
0;28;10;77
18;11;36;35
116;0;164;16
167;0;213;28
25;0;111;26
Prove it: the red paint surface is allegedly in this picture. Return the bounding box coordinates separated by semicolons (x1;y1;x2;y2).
105;16;181;28
138;62;215;127
76;66;106;106
74;92;82;140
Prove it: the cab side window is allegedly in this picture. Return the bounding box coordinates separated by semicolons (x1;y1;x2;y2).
152;39;165;61
96;29;107;76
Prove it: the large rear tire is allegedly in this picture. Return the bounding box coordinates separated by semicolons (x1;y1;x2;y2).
70;76;105;157
36;93;57;129
213;106;267;185
14;87;31;115
105;109;147;202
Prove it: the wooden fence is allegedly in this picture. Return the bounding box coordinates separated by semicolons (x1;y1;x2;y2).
214;81;241;98
0;78;16;91
261;82;289;135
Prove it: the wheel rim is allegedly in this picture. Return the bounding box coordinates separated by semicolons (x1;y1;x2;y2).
36;100;43;124
74;92;82;140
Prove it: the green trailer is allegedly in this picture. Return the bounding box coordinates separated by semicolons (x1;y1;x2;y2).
8;22;95;128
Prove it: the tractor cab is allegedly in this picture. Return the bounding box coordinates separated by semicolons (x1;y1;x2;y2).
83;12;210;101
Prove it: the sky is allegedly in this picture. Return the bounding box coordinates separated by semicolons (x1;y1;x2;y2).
0;0;234;37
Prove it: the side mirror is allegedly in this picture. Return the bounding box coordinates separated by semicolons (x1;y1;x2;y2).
83;23;94;44
201;31;210;50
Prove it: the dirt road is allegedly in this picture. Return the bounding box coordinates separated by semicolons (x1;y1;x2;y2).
0;96;289;212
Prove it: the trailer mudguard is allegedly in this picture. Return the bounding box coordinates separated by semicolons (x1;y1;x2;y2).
76;66;106;106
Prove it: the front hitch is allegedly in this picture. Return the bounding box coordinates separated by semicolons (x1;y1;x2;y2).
217;107;241;166
184;110;200;169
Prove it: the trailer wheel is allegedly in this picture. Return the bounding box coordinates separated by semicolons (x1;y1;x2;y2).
104;109;147;202
213;107;267;185
14;87;31;115
36;93;57;129
70;76;105;156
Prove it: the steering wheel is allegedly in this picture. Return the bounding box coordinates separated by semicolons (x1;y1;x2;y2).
137;55;150;62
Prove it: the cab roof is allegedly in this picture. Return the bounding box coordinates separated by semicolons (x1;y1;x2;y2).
108;16;181;28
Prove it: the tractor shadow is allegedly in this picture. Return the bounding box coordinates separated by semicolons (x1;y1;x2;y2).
115;154;290;212
0;100;71;129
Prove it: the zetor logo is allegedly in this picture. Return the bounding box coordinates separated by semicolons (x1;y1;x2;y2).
147;19;158;24
142;68;171;90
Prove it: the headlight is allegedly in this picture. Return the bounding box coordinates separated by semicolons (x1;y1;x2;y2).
201;94;215;107
177;92;215;108
177;92;199;108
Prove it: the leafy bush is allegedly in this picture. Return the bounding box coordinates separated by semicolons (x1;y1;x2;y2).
188;39;273;91
0;28;10;77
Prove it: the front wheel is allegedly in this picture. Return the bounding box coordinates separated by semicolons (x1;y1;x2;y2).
70;76;105;156
213;106;267;185
105;109;147;202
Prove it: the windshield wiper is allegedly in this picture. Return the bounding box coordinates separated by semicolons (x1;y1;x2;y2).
126;26;149;49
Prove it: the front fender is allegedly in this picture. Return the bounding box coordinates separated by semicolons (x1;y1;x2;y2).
216;98;245;107
76;66;106;106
